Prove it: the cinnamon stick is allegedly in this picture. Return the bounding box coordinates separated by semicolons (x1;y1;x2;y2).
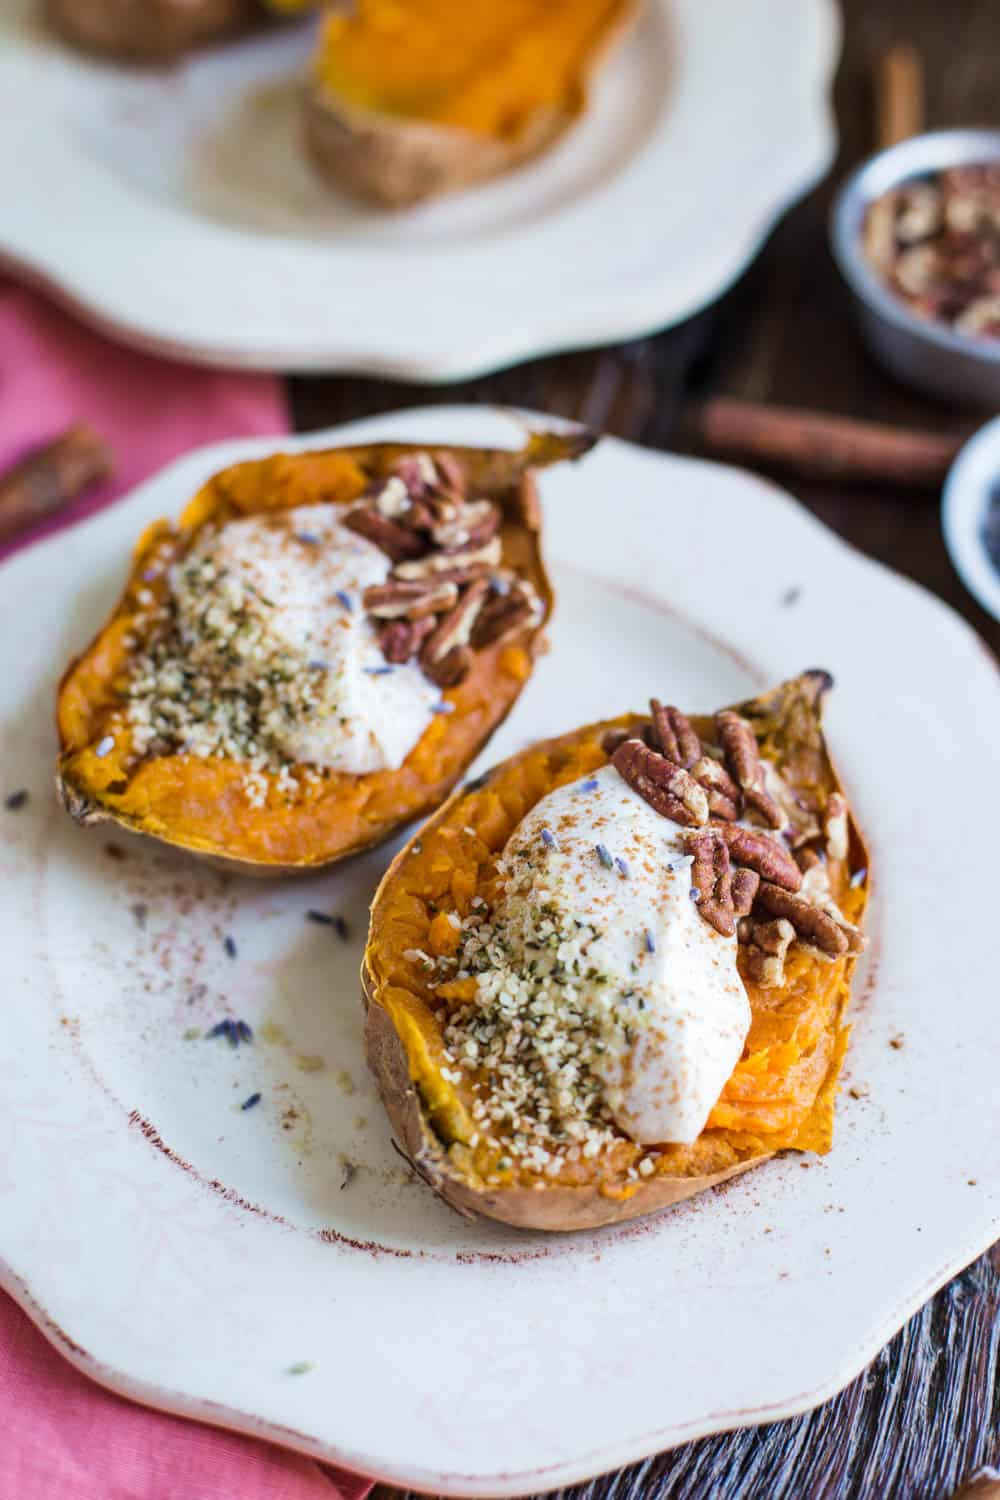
0;424;114;543
681;399;967;488
875;42;924;150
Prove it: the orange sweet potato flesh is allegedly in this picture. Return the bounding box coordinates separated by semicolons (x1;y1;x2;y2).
55;431;594;873
362;672;870;1231
316;0;635;139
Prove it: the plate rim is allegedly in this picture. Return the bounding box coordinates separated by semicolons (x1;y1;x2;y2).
0;0;840;378
2;404;998;1496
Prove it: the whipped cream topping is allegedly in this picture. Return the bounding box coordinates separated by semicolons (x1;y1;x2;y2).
129;504;440;778
481;765;751;1146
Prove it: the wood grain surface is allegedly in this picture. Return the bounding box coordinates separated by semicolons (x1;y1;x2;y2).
291;2;999;1494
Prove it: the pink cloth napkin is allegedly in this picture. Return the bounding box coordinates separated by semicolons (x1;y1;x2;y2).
0;281;372;1500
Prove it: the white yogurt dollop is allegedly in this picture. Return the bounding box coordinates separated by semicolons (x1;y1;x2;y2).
492;764;751;1145
172;504;439;774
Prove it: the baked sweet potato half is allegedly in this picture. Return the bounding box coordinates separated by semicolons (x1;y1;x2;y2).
305;0;640;208
363;672;869;1232
44;0;276;60
56;431;593;873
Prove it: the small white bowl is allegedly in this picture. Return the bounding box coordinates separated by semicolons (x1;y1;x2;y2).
831;130;1000;406
942;417;1000;623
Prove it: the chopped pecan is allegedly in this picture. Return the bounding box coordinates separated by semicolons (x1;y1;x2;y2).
471;580;544;648
754;882;862;959
824;792;849;862
431;499;500;553
390;452;437;499
731;866;760;917
395;537;502;581
516;471;542;531
363;578;459;620
378;614;435;664
742;917;796;988
423;643;473;689
420;579;490;668
715;710;783;829
431;450;467;500
795;846;823;874
713;821;802;891
686;829;736;936
344;506;426;562
690;754;741;821
611;739;709;827
649;701;701;768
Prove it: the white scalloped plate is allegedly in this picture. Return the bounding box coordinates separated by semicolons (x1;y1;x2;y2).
2;406;998;1496
0;0;837;377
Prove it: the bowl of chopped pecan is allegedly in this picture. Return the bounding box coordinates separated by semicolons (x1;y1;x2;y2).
831;129;1000;405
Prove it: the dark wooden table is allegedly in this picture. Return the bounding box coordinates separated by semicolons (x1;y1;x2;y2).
292;3;1000;1495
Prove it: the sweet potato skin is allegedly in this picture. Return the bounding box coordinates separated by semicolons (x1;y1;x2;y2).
362;671;869;1232
304;91;572;210
44;0;265;60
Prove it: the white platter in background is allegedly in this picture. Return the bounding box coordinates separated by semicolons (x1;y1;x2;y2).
1;406;997;1495
0;0;838;377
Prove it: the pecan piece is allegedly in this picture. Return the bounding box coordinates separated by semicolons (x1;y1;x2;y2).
343;506;426;563
754;883;857;959
420;579;490;669
395;537;502;581
649;700;701;768
378;614;435;664
713;822;802;892
686;829;735;936
611;739;709;827
742;917;796;988
471;580;544;648
390;452;437;499
731;866;760;917
715;710;783;829
690;754;741;821
423;644;473;689
431;499;500;553
363;578;459;620
431;450;468;500
516;471;542;531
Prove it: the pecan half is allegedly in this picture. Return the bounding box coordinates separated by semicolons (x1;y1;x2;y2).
431;500;500;553
390;452;437;499
516;471;542;531
690;754;741;821
423;644;473;689
395;537;502;581
471;580;544;648
715;710;783;829
612;739;709;827
649;701;701;768
420;579;490;668
431;450;467;500
742;917;796;988
754;883;854;958
686;829;736;936
378;614;435;664
713;822;802;891
344;506;426;562
363;578;459;620
731;866;760;917
824;792;849;862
